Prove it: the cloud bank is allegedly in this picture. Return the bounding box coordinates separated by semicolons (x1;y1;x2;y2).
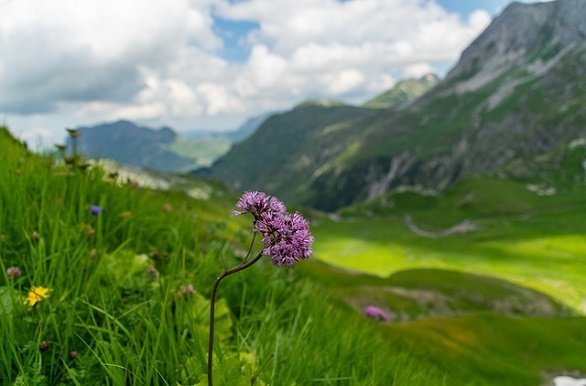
0;0;493;144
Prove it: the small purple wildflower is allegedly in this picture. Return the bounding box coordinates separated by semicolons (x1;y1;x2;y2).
232;191;286;219
6;266;22;279
256;211;313;266
363;306;390;322
232;191;313;266
90;205;102;216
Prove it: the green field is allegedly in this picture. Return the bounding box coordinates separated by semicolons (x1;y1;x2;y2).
313;175;586;312
1;126;585;385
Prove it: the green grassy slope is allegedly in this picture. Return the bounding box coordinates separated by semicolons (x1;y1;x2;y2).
0;127;420;385
363;73;439;109
2;127;585;385
205;103;377;204
314;172;586;311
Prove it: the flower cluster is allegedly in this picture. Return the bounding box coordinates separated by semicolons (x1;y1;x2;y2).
234;191;313;266
363;305;390;322
233;191;285;220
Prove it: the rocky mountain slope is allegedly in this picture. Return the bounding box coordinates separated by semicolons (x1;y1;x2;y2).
204;0;586;211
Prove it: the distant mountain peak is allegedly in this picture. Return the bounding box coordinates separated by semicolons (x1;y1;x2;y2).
445;0;586;93
71;120;189;172
364;73;439;109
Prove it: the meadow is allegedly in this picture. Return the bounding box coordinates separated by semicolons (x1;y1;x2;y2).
1;126;585;385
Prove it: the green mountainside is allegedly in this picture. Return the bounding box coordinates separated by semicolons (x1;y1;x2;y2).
205;0;586;211
198;103;377;201
364;73;439;109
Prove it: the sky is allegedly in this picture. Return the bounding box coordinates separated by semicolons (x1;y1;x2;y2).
0;0;546;146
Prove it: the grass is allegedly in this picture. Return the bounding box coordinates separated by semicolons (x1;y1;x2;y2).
1;126;585;385
320;171;586;310
0;127;439;385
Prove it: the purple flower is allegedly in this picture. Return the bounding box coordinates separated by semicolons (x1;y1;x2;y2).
233;190;313;266
255;211;313;266
233;191;285;219
90;205;102;216
6;266;22;279
363;306;390;322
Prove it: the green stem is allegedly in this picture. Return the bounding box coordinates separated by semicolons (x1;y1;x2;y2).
242;232;257;264
208;251;263;386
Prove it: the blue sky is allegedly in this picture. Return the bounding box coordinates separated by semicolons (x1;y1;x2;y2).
439;0;511;16
0;0;544;145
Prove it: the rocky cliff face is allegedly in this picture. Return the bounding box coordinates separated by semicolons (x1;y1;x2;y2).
205;0;586;211
444;0;586;93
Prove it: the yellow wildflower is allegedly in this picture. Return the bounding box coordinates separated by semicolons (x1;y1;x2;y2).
24;286;51;307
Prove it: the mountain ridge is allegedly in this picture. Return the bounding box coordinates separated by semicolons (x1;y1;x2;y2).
364;73;439;109
204;0;586;211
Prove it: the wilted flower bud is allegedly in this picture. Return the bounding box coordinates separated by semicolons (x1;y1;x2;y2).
39;340;50;352
178;284;196;297
6;266;22;279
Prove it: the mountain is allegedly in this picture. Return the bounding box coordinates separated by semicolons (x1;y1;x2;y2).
204;0;586;211
70;113;271;172
198;103;377;198
363;73;439;109
69;120;195;172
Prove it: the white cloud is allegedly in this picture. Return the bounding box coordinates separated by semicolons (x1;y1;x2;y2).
0;0;494;146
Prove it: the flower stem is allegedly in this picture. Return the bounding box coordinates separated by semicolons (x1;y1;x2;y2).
241;232;257;264
208;251;263;386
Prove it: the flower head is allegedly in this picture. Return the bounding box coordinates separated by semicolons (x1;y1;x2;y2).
39;340;50;352
24;286;51;307
363;305;390;322
233;191;285;219
178;284;196;297
90;205;102;216
256;211;313;266
233;190;312;266
6;266;22;279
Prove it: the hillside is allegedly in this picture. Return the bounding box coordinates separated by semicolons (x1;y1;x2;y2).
205;0;586;211
198;103;377;196
3;125;586;385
